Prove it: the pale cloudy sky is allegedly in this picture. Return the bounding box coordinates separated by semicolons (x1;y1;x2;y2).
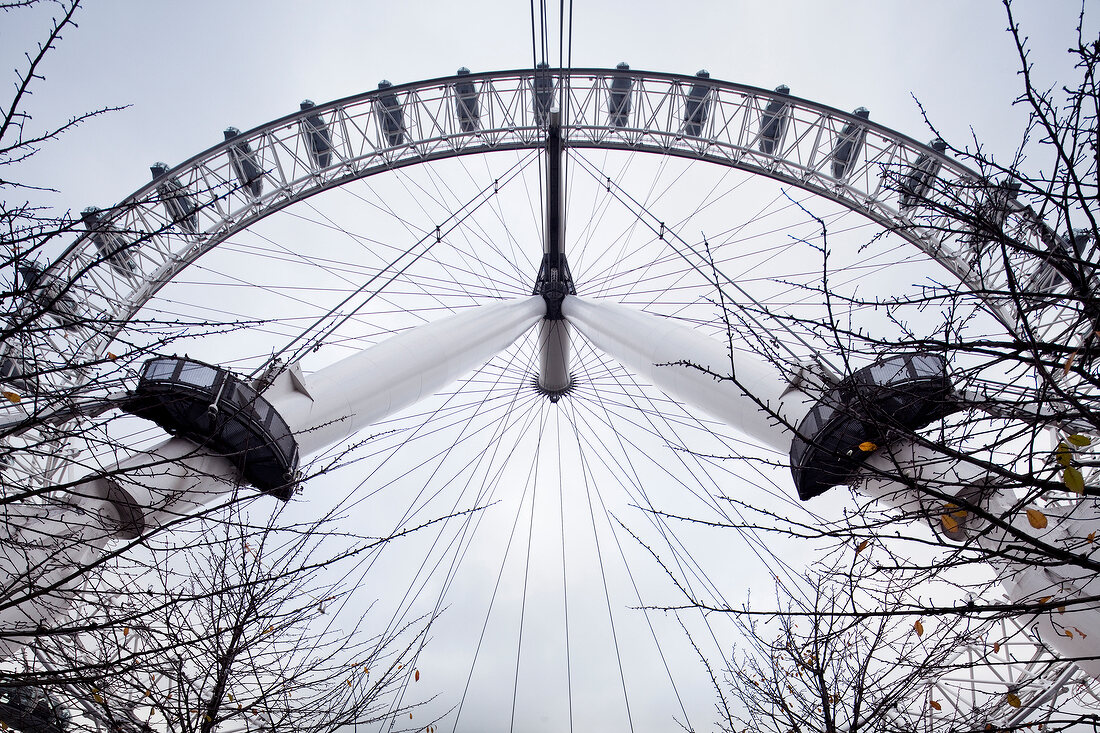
4;2;1095;732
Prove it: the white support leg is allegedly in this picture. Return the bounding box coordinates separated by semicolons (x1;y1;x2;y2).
562;294;811;451
537;319;571;396
268;296;544;455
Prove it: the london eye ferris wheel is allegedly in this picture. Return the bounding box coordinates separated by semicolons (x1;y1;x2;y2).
2;3;1099;733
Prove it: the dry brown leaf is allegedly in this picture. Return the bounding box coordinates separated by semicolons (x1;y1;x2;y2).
1007;692;1021;708
1065;350;1079;376
929;700;942;711
855;540;869;554
1026;508;1049;529
914;620;924;637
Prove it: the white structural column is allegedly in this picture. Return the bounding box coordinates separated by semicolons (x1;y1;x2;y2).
861;442;1100;680
0;296;544;661
0;437;240;660
562;295;811;451
270;295;544;455
537;320;571;394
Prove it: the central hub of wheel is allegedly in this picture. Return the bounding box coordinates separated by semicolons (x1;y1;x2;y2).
533;253;574;320
533;105;575;400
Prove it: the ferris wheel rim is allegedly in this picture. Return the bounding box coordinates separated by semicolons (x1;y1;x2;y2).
35;65;1065;373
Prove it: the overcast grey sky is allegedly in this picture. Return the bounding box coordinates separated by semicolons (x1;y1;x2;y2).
4;2;1096;732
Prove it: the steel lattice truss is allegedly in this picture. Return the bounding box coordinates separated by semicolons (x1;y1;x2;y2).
30;69;1076;354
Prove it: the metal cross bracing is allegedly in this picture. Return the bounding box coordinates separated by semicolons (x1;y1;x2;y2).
907;609;1100;730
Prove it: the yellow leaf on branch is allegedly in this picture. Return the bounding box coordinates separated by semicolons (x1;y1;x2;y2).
1064;466;1085;494
1068;434;1092;447
1;391;20;403
858;441;877;452
942;514;959;534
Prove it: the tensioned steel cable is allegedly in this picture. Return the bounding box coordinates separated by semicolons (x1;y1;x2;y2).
563;320;821;605
555;409;576;733
569;151;841;373
568;399;636;733
555;344;818;722
529;0;539;68
299;331;546;732
250;150;540;376
508;403;548;733
562;390;696;730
